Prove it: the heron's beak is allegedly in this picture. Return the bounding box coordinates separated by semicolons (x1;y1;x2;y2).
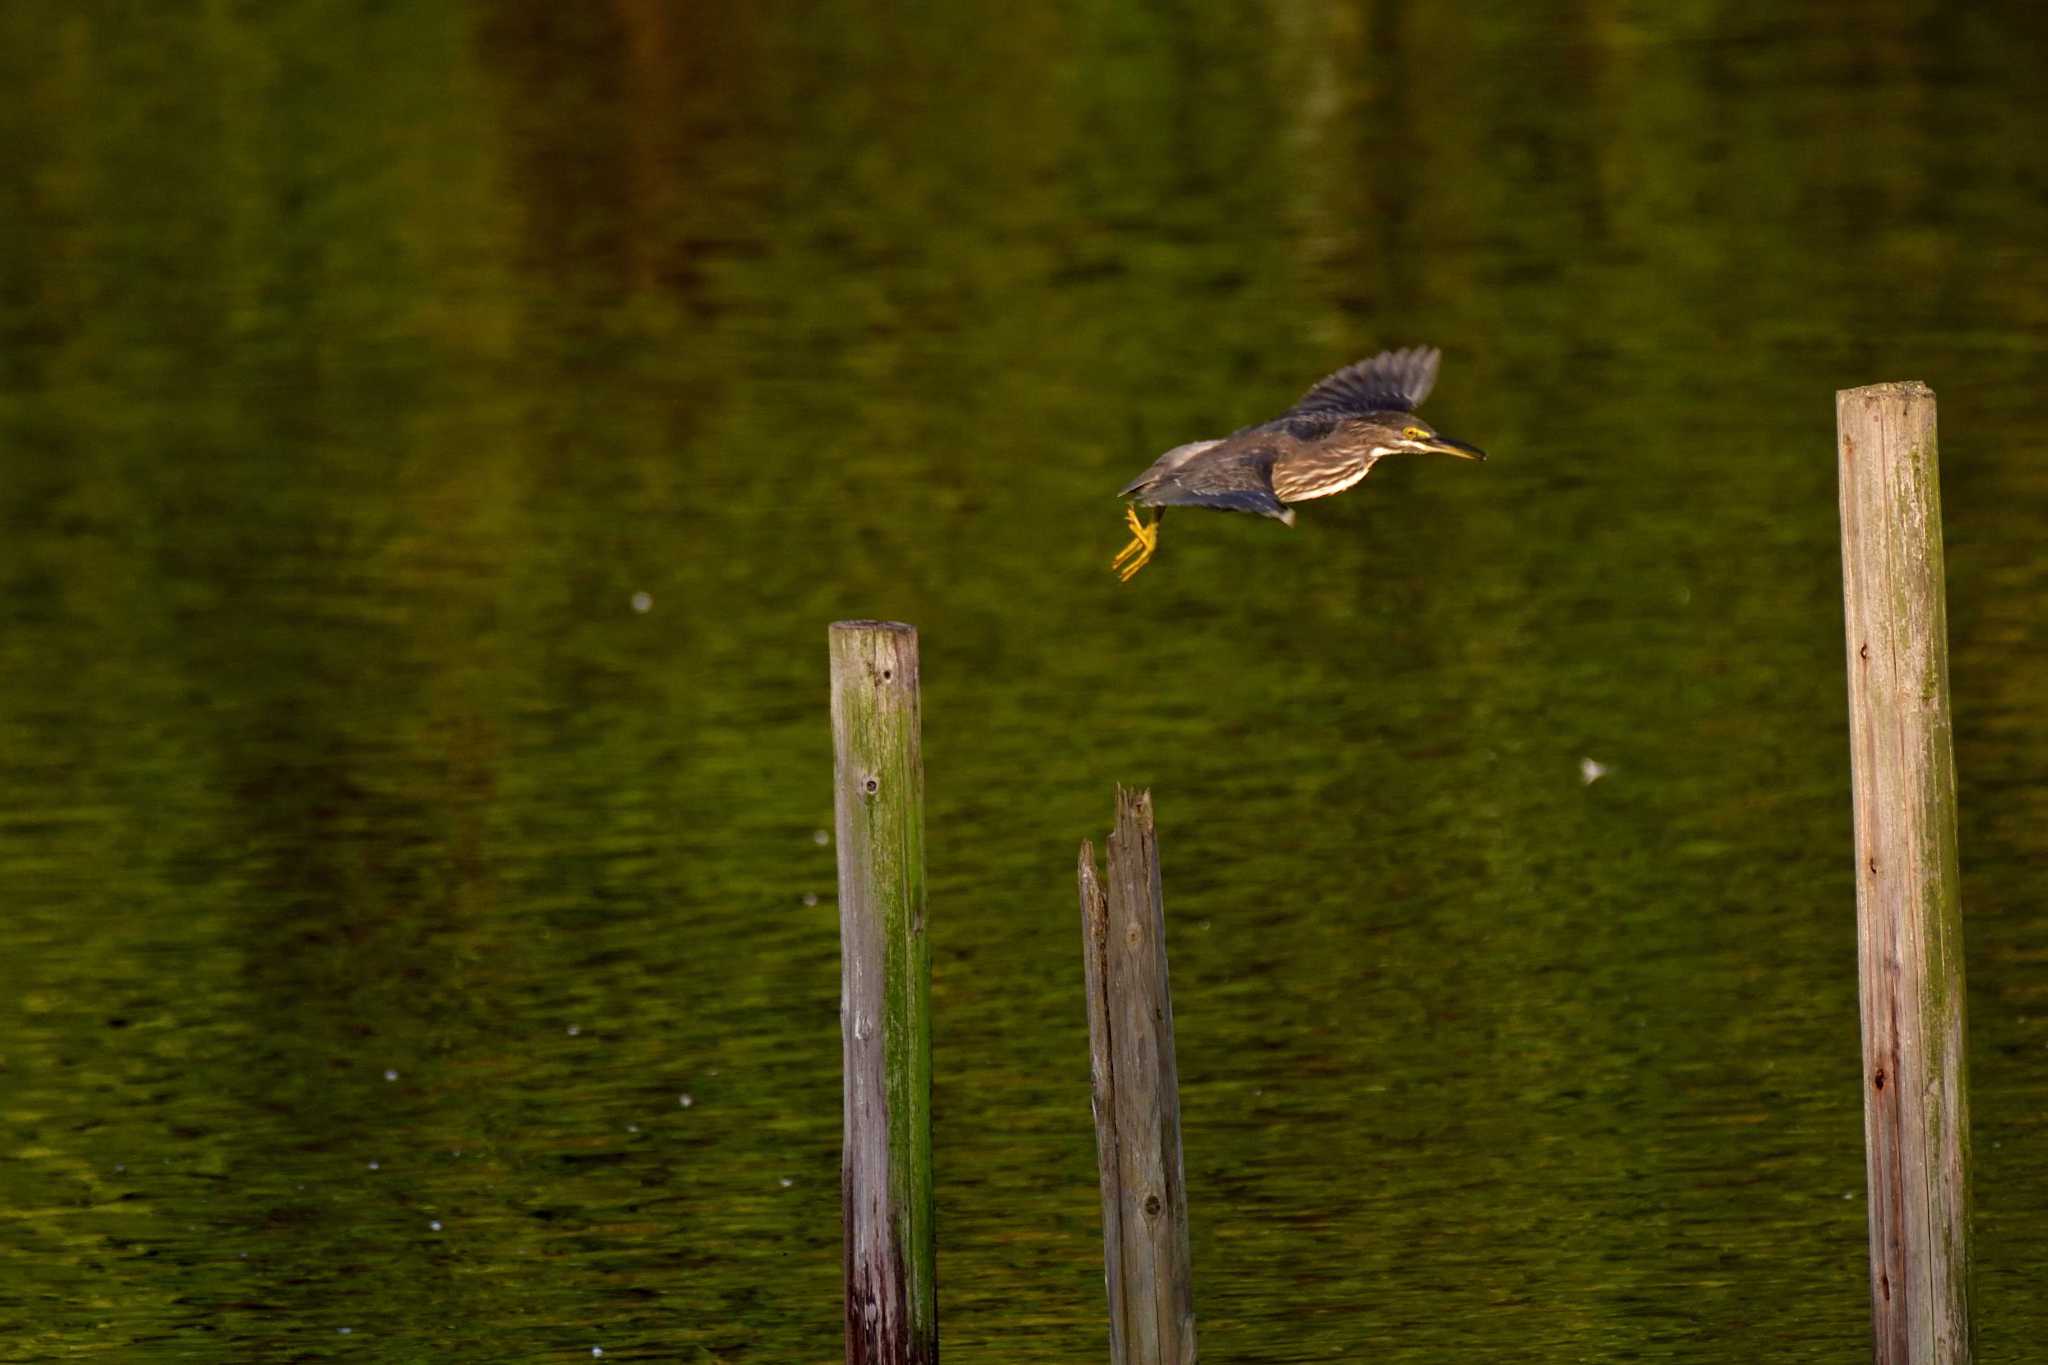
1417;433;1486;461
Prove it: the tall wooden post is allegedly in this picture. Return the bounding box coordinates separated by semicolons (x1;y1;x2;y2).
1079;788;1196;1365
1837;383;1971;1365
831;621;935;1365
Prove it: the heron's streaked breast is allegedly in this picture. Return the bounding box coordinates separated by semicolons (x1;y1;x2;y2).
1272;451;1383;503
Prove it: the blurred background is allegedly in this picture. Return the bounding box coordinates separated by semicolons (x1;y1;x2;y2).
2;2;2044;1360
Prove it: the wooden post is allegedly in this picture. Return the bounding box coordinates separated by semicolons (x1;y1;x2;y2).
1078;845;1128;1365
831;621;934;1365
1837;383;1971;1365
1079;789;1195;1365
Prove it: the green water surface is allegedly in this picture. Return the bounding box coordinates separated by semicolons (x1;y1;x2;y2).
3;3;2046;1361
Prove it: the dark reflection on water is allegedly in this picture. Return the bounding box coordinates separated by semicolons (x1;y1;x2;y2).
2;2;2045;1360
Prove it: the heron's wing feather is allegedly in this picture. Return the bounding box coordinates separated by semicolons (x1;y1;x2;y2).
1127;445;1293;522
1118;438;1223;497
1145;481;1291;519
1286;346;1440;417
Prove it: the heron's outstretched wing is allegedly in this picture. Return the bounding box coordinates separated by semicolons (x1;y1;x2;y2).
1286;346;1440;418
1125;444;1293;523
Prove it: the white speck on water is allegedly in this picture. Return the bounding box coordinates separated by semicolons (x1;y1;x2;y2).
113;1163;125;1173
802;893;818;907
593;1349;605;1359
384;1068;399;1082
430;1220;442;1232
368;1160;380;1171
338;1327;352;1335
812;828;829;846
630;591;652;614
566;1024;581;1037
1580;756;1610;785
679;1093;694;1108
627;1123;640;1133
779;1177;794;1188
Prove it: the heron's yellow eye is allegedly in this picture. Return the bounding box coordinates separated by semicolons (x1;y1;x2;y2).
1402;426;1426;440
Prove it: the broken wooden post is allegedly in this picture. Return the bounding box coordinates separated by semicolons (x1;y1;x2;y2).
1078;788;1195;1365
1836;383;1972;1365
1078;845;1128;1365
831;621;934;1365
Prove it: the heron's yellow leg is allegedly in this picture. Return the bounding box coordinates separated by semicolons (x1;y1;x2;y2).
1112;505;1154;573
1112;504;1160;581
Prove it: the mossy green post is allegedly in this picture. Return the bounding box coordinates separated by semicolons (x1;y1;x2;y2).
1837;383;1971;1365
831;621;935;1365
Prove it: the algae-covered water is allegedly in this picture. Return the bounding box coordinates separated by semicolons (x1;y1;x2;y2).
3;4;2046;1360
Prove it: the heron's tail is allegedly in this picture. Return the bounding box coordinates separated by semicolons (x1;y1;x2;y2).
1119;438;1225;498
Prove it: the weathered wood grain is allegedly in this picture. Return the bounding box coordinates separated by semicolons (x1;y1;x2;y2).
831;621;934;1365
1092;788;1196;1365
1837;384;1971;1365
1078;842;1127;1365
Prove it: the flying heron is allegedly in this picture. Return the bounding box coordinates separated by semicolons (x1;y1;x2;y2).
1112;346;1485;581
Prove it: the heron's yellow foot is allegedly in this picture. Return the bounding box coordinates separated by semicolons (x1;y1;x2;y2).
1112;504;1159;582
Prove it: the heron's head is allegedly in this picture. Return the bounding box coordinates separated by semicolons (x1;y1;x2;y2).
1376;417;1486;461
